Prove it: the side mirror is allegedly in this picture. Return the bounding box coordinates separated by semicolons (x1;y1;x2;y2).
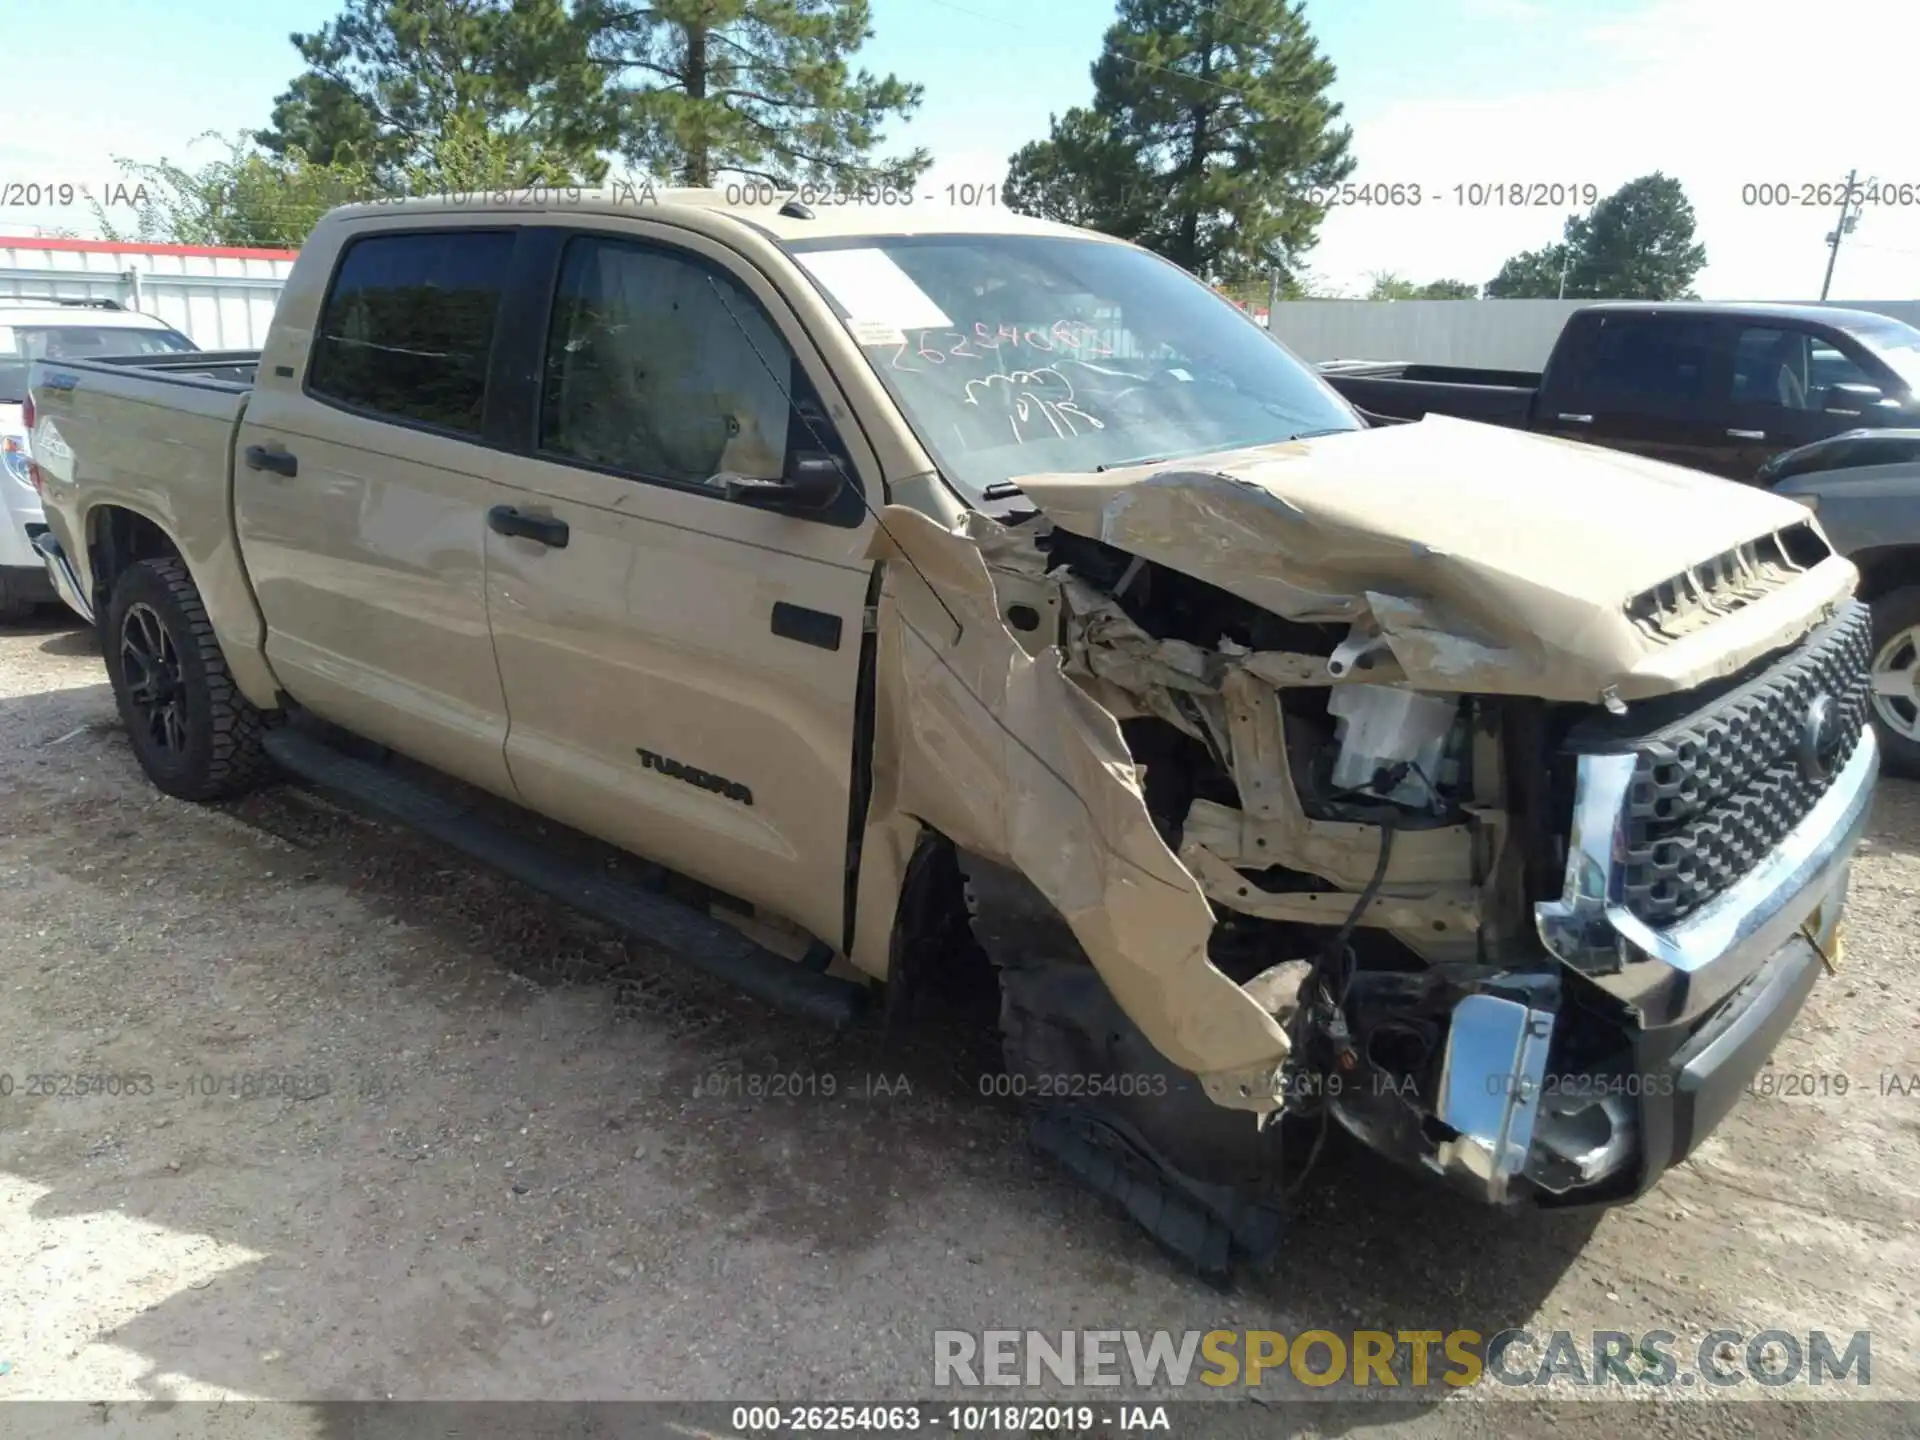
720;451;846;513
1822;381;1884;415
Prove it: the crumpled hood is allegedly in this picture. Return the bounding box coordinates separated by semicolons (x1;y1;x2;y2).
1010;415;1858;703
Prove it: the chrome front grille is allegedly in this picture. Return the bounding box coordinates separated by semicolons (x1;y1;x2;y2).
1614;601;1871;925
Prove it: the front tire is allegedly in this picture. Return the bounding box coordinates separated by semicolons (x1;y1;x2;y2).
103;556;272;800
1868;584;1920;780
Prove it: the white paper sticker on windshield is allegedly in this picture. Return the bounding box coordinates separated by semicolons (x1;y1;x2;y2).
0;327;15;355
850;319;906;348
796;248;953;331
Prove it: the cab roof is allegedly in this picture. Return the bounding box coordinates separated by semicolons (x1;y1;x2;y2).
320;185;1102;245
1571;299;1907;328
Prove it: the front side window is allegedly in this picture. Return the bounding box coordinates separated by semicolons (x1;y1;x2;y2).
308;230;514;434
1731;325;1878;410
1835;313;1920;393
785;234;1359;505
539;236;797;486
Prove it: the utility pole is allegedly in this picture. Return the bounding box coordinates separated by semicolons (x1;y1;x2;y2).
1267;267;1281;330
1820;168;1862;301
1556;208;1583;299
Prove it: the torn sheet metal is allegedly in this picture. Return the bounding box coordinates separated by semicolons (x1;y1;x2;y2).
1012;416;1860;704
849;504;1293;1112
1055;586;1483;925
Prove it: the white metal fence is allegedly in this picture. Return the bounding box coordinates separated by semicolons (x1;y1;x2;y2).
1267;298;1920;370
0;238;295;350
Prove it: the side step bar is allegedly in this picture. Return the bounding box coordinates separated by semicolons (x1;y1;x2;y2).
260;728;871;1028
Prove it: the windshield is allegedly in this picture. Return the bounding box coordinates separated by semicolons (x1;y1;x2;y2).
0;322;198;405
786;234;1360;503
1838;313;1920;393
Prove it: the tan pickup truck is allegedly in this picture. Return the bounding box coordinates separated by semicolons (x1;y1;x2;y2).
26;192;1879;1275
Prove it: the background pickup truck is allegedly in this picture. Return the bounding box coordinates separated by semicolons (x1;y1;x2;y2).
1320;302;1920;481
1760;428;1920;777
24;192;1879;1277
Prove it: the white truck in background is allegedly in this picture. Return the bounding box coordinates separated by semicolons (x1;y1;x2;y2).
0;299;199;619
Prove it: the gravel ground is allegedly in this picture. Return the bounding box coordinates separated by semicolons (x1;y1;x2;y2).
2;610;1918;1439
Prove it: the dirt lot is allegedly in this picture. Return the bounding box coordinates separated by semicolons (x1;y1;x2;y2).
2;610;1919;1435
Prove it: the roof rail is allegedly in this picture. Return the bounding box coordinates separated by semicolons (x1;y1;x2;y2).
0;296;125;311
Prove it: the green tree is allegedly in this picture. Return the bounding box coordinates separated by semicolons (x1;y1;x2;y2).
1564;171;1706;299
1366;271;1478;299
1004;109;1152;232
1485;173;1706;299
93;134;379;249
579;0;929;188
95;116;587;249
1484;242;1571;299
254;0;613;188
1002;0;1354;282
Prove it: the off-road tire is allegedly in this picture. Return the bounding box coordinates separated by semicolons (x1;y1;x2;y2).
1868;584;1920;780
103;556;273;800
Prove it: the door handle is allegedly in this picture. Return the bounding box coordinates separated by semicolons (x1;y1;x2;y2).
1726;428;1767;440
487;504;569;549
243;444;298;477
1556;413;1594;424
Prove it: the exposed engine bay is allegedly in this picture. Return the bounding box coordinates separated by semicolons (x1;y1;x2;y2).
958;516;1601;1214
859;430;1870;1278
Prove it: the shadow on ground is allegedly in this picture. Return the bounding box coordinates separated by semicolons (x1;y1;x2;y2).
0;677;1599;1411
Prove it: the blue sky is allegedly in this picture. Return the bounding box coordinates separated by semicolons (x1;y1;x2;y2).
5;0;1916;300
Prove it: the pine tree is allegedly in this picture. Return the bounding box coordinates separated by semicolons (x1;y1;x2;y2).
579;0;929;188
1004;0;1354;281
255;0;614;189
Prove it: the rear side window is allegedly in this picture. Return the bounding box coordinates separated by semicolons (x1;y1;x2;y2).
308;230;514;434
1573;315;1719;404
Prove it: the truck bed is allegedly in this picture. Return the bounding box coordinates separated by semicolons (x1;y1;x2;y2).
27;347;263;639
1318;361;1539;426
36;349;262;389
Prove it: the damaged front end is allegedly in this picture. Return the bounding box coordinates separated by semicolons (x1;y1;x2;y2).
854;427;1876;1274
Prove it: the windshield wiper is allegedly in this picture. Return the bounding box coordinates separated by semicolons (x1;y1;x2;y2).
1095;452;1176;472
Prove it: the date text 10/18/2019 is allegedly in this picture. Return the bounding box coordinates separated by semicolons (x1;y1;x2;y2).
728;1405;1171;1433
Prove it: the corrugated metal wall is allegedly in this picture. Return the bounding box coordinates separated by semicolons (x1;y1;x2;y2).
0;239;296;349
1268;298;1920;369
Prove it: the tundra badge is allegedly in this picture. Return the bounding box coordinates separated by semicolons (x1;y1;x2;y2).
636;747;754;806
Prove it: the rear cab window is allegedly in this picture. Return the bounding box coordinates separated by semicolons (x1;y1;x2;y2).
307;230;516;435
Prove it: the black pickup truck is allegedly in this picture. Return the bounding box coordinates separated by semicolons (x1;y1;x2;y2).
1319;302;1920;481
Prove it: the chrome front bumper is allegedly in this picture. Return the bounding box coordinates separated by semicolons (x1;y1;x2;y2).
1418;727;1876;1206
32;529;92;625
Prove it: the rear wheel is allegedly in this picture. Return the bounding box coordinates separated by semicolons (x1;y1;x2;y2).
103;556;273;800
1869;585;1920;779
